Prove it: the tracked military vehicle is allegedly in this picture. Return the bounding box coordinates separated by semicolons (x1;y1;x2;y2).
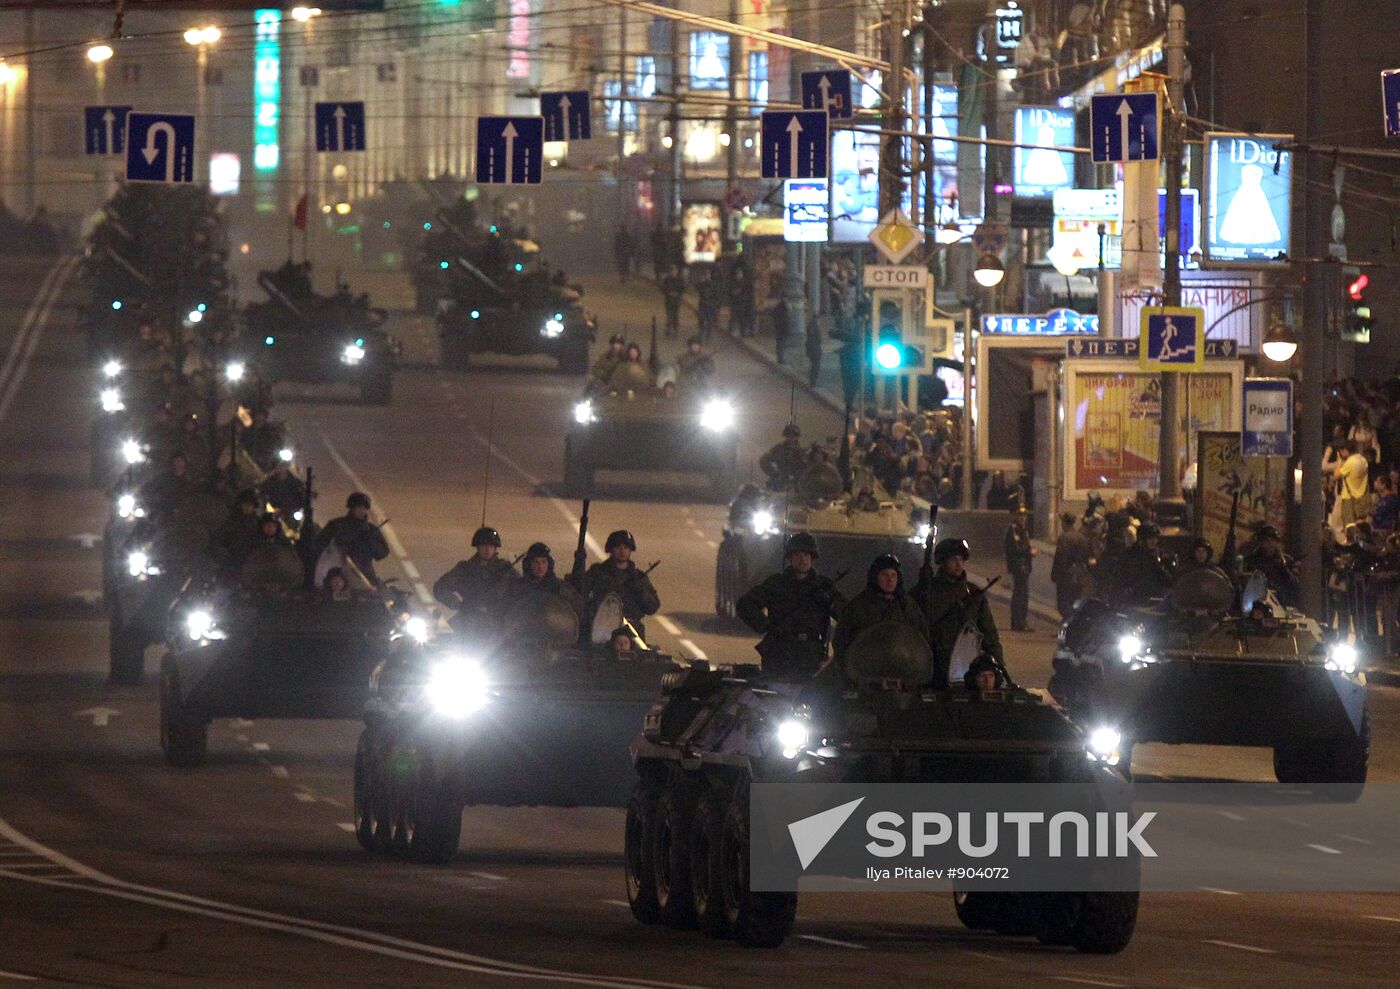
1050;568;1370;790
625;623;1139;953
437;267;595;373
350;587;677;864
714;465;930;618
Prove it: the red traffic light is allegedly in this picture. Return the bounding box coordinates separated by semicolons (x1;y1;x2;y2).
1348;273;1369;301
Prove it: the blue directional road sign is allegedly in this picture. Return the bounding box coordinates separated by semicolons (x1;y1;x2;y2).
540;90;591;142
1139;305;1205;371
1383;70;1400;138
475;116;544;185
801;70;853;120
1090;92;1159;163
1242;378;1294;457
315;101;365;152
125;112;195;184
760;110;828;180
85;106;132;155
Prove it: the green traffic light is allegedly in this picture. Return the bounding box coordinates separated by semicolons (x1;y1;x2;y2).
875;342;903;370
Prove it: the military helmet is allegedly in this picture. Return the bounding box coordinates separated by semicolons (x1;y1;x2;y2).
346;491;371;510
784;532;820;559
933;537;971;564
609;332;625;346
782;422;801;439
471;526;502;548
1257;524;1282;542
1192;536;1214;560
524;541;552;563
1138;521;1161;540
868;552;902;581
605;529;636;552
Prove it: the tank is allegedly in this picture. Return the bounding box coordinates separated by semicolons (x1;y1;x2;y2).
244;263;399;404
158;544;403;767
563;385;740;500
624;625;1139;954
437;273;595;374
1049;569;1370;791
349;611;677;865
714;477;931;617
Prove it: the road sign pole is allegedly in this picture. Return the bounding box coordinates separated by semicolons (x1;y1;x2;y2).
1157;2;1187;502
878;0;910;216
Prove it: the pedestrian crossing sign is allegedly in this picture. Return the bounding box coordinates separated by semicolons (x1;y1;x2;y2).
1139;305;1206;371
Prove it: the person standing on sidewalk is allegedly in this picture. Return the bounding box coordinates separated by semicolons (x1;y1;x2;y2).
1004;506;1036;631
772;294;790;365
660;268;685;338
1051;511;1092;619
806;313;824;388
612;228;634;283
728;265;754;337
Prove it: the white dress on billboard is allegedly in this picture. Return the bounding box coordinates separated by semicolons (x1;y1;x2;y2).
1021;125;1069;188
1219;164;1281;244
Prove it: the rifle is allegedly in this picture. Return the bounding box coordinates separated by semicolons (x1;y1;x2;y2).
920;505;941;577
837;403;853;493
569;498;591;590
1221;489;1241;577
642;560;661;576
648;316;660;374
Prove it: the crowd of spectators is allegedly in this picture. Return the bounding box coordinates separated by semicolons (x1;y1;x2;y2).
853;408;967;507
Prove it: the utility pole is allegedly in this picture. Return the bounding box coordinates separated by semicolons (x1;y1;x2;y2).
617;4;628;222
22;10;36;216
784;0;810;366
722;0;738;250
668;5;683;232
879;0;910;216
1298;0;1326;614
1156;3;1186;501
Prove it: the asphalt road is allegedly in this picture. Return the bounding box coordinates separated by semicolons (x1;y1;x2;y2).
2;257;1399;987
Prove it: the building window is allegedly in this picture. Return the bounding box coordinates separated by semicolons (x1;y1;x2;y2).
603;80;638;134
376;63;397;83
635;56;656;99
688;31;730;91
120;63;141;84
299;66;319;88
204;66;224;87
747;51;768;107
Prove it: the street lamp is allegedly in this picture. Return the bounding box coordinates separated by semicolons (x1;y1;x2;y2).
1261;319;1299;363
935;220;963;245
86;43;114;63
184;26;221;46
973;252;1005;288
0;61;17;86
291;6;322;21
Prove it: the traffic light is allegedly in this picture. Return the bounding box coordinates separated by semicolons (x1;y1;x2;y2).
1342;265;1373;343
871;290;909;374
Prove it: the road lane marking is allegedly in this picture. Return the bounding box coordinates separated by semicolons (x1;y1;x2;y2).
414;582;433;604
601;899;631;908
1217;811;1247;822
655;615;681;636
0;258;71;427
705;540;718;549
796;934;866;950
252;742;270;752
270;766;289;778
1363;915;1400;923
1197;887;1241;896
337;823;357;833
401;560;421;580
232;719;255;729
959;950;1010;964
74;707;119;727
678;639;707;660
1049;978;1127;988
1336;834;1372;845
1306;843;1342;855
0;971;38;981
294;792;316;803
469;872;506;882
1203;940;1276;954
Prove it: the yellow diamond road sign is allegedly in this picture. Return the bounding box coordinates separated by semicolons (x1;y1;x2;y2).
869;209;923;264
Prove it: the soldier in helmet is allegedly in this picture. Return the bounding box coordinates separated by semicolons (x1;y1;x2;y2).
736;532;847;678
1109;521;1173;607
581;529;661;641
1243;524;1301;607
759;423;806;491
433;526;519;633
676;335;715;389
590;333;626;384
314;492;390;585
913;538;1005;688
518;541;584;616
831;554;928;663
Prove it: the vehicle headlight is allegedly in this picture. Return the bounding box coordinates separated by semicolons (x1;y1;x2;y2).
278;447;294;463
700;398;735;432
909;521;933;544
99;387;125;413
126;550;159;578
750;509;776;536
120;438;144;465
573;400;596;425
1117;634;1145;665
225;361;246;382
102;359;122;379
1325;642;1359;675
116;493;143;519
776;718;809;758
292;509;304;522
425;656;490;718
1086;725;1122;766
341;343;366;365
185;608;223;642
404;616;431;644
542;318;565;338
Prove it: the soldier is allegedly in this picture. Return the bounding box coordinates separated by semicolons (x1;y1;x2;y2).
1051;511;1093;619
248;511;288;550
259;456;306;520
1179;537;1227;578
590;333;626;384
518;541;584;616
676;336;715;389
736;532;846;678
831;554;928;663
1243;525;1301;607
913;538;1005;688
314;492;390;586
608;342;650;390
1003;506;1036;631
432;526;518;633
139;451;198;521
759;423;806;491
1110;521;1173;607
582;530;661;641
212;488;261;569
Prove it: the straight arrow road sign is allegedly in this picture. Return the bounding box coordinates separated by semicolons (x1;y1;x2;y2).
314;101;366;151
125;112;195;183
800;69;853;120
475;115;544;185
541;90;591;141
760;110;828;179
1383;70;1400;138
85;105;132;155
1090;92;1159;163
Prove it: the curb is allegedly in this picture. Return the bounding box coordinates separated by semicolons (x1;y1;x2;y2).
1365;666;1400;688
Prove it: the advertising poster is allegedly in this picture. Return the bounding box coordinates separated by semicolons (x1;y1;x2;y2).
682;202;722;264
1064;364;1240;498
1205;133;1293;265
1196;431;1288;551
1013;106;1076;198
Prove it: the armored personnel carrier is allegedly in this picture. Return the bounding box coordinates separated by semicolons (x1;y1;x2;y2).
1050;568;1370;789
159;542;401;767
564;383;740;500
437;266;595;374
625;625;1139;953
350;590;676;864
714;469;931;618
244;263;398;404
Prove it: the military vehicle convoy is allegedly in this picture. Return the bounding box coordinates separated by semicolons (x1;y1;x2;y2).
624;626;1139;953
351;591;676;864
159;542;401;767
564;385;740;499
1050;568;1370;789
244;263;399;404
714;475;931;618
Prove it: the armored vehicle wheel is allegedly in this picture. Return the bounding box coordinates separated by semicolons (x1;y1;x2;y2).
952;890;1001;931
440;333;470;371
1066;891;1138;954
370;751;396;852
559;339;590;375
716;779;796;948
404;756;462;865
625;779;661;924
689;785;732;939
563;438;592;497
653;777;698;929
714;540;746;621
109;611;145;685
361;370;393;405
352;731;378;852
990;894;1042;936
159;666;208;768
1273;710;1370;796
